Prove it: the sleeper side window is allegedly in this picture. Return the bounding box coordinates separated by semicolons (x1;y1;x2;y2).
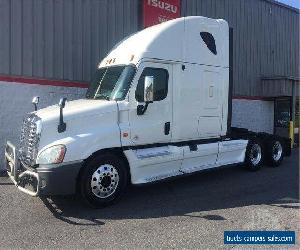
135;67;169;102
200;32;217;55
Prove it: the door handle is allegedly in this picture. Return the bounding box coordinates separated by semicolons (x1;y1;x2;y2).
164;122;170;135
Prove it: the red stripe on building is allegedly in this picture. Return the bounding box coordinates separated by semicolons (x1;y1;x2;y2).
0;75;274;101
0;75;89;88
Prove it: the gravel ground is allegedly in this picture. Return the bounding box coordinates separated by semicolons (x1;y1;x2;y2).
0;149;299;249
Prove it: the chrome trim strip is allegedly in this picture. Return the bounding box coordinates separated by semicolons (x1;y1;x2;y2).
136;151;172;159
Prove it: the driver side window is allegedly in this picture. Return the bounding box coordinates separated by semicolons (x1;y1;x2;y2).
135;67;169;102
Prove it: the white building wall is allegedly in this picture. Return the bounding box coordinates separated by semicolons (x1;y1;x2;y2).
232;99;274;134
0;81;86;171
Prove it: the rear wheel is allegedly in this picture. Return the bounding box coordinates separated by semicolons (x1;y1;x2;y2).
80;153;128;208
245;139;264;171
266;138;284;167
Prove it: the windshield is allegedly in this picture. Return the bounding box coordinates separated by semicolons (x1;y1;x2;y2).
86;65;136;101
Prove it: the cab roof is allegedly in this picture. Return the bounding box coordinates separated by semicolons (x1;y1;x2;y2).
99;16;229;68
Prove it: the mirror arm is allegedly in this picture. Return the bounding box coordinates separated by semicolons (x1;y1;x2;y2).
58;98;67;133
137;101;153;116
58;107;66;133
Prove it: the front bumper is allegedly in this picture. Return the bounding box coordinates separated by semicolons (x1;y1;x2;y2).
5;141;83;196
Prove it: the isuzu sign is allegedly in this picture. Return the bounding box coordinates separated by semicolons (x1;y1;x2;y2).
143;0;181;28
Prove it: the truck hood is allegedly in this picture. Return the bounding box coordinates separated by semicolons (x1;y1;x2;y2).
35;99;118;122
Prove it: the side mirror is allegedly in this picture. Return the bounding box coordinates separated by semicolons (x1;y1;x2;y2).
144;76;154;102
32;96;40;111
59;97;67;108
137;76;154;116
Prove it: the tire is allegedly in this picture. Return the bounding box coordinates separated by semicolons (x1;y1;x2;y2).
266;138;284;167
245;139;264;171
80;152;129;208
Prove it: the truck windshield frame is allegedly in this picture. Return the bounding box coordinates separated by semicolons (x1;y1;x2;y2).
86;65;136;101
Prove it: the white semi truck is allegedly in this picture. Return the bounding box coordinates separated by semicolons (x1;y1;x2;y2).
5;16;291;207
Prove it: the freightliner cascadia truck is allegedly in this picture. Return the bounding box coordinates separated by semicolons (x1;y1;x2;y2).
5;16;291;207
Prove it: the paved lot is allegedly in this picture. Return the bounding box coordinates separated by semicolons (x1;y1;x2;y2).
0;149;299;249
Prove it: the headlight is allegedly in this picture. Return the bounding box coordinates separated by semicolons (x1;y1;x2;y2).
36;145;66;164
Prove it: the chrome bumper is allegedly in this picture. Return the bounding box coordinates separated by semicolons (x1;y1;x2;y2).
5;141;39;196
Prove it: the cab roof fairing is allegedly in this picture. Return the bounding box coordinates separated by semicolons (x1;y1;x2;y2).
98;16;229;68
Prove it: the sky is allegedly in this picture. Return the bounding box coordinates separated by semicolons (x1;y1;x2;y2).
276;0;300;9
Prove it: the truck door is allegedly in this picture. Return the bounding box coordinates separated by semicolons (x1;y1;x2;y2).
128;62;172;145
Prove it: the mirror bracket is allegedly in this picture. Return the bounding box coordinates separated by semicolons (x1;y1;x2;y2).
58;97;67;133
137;101;153;116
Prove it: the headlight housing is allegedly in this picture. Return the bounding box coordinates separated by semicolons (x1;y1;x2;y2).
36;145;66;164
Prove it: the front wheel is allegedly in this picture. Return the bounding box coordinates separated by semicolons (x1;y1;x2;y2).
245;139;264;171
80;153;129;208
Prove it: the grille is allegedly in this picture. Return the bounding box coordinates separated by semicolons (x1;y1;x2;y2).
18;114;41;166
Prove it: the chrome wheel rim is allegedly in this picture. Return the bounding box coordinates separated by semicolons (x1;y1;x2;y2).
272;141;283;162
250;144;262;166
90;164;119;199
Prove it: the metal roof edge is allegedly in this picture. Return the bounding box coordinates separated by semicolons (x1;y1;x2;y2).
262;0;300;13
